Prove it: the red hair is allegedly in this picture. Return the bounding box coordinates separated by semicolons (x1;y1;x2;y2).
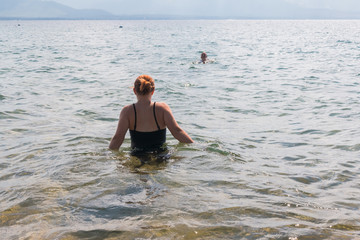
134;75;155;95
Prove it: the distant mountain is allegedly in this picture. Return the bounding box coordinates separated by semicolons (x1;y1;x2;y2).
0;0;359;20
0;0;116;19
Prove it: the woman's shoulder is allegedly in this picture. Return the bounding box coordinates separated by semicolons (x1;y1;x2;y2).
120;104;134;114
154;102;170;110
122;104;133;110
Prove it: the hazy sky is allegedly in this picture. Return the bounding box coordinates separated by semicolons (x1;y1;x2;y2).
286;0;360;11
52;0;360;15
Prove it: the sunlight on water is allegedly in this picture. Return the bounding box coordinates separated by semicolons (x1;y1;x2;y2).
0;20;360;239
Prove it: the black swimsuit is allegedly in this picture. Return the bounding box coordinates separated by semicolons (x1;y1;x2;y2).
129;102;166;152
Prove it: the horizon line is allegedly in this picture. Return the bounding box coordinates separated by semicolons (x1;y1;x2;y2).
1;15;360;21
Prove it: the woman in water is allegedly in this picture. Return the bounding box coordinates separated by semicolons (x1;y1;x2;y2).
201;52;207;64
109;75;193;153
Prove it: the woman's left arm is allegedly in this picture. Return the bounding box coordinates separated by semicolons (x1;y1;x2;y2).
109;106;130;150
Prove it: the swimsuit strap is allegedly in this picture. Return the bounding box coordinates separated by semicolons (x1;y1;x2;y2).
132;103;137;131
153;102;161;130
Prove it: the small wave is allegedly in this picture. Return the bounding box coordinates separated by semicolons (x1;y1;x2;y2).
303;75;320;80
313;104;328;109
34;66;57;73
243;137;265;144
294;129;324;135
11;128;29;133
294;48;319;54
333;144;360;152
330;223;360;231
290;175;322;184
273;142;308;148
75;109;97;117
67;136;108;142
0;68;12;75
282;155;306;161
224;108;259;115
0;109;27;119
95;117;118;122
337;40;352;44
54;56;69;60
83;205;143;220
1;197;43;227
206;144;232;156
278;113;291;117
65;230;127;239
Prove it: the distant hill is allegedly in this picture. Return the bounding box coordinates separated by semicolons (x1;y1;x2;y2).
0;0;359;20
0;0;116;19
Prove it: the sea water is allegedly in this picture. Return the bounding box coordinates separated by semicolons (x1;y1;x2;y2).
0;20;359;239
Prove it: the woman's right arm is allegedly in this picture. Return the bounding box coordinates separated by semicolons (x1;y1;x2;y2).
109;106;130;150
163;103;194;143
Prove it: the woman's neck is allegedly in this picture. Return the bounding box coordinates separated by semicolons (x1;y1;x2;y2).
136;95;152;105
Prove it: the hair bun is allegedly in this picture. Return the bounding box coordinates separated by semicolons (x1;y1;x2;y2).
134;75;155;95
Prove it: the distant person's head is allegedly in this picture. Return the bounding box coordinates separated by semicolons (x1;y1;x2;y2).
134;75;155;95
201;52;207;63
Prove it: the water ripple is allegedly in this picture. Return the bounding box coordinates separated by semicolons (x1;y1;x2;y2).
1;20;360;240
